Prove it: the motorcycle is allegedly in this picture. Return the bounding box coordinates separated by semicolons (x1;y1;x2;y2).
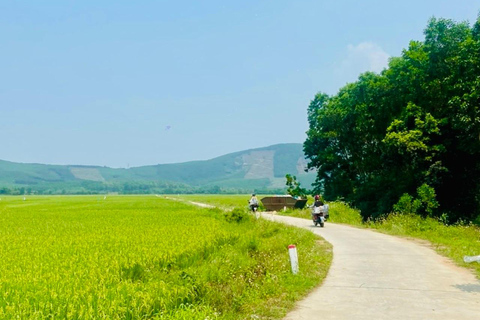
312;211;325;227
249;202;259;212
248;199;260;219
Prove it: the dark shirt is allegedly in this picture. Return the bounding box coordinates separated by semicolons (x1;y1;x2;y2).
314;200;324;207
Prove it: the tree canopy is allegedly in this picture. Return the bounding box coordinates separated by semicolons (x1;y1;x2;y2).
304;16;480;222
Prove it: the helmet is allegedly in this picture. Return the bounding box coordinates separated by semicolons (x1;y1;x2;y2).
252;193;256;196
314;195;319;200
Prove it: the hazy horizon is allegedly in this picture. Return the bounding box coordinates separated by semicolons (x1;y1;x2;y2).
0;142;304;168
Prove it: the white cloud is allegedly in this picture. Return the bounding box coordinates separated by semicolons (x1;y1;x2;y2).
349;42;390;72
335;42;390;81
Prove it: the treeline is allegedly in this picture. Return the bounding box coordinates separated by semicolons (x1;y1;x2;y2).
304;16;480;222
0;182;284;196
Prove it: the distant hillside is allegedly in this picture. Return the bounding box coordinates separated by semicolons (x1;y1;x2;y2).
0;143;315;194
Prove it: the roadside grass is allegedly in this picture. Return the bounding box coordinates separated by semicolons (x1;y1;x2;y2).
0;195;332;319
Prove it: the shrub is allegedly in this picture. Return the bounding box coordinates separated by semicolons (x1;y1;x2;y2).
393;193;420;214
224;208;249;223
393;184;439;217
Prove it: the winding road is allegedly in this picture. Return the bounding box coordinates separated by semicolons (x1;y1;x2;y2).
262;214;480;319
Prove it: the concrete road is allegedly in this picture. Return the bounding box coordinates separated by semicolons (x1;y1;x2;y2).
262;214;480;320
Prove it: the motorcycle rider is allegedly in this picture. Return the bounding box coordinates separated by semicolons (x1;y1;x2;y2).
248;194;259;212
310;195;325;221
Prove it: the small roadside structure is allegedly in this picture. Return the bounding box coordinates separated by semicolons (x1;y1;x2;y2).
261;195;307;211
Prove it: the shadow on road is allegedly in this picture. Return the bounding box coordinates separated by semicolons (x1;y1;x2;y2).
454;283;480;293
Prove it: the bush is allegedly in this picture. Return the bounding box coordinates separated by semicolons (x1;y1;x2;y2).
393;184;439;217
393;194;420;214
224;208;249;223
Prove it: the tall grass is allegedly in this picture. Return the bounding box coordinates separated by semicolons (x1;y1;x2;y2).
0;195;332;319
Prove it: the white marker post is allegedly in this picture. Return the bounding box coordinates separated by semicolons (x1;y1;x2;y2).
288;245;299;274
464;255;480;263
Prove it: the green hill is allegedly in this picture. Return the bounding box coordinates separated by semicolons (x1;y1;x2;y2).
0;143;315;194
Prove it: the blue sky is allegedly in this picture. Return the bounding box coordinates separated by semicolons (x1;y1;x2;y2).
1;1;478;167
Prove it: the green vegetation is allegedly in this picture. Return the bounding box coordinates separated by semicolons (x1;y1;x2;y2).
0;195;331;319
285;174;308;199
304;16;480;222
0;144;316;195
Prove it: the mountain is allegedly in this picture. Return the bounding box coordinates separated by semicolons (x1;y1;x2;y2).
0;143;316;194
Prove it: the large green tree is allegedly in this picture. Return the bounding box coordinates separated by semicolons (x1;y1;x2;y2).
304;16;480;222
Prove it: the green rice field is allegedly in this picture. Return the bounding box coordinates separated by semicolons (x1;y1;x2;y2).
0;195;331;319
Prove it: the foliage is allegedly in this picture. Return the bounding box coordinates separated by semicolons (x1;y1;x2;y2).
304;15;480;222
285;174;308;198
0;195;332;319
393;193;420;215
393;183;439;217
223;207;250;223
0;182;289;197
